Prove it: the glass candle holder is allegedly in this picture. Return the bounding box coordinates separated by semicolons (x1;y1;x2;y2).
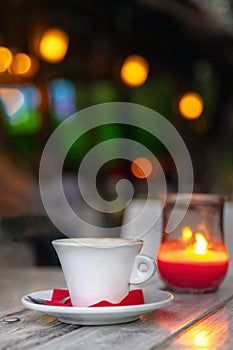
157;194;229;293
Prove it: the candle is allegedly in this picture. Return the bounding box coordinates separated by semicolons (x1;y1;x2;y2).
157;233;229;292
158;194;230;292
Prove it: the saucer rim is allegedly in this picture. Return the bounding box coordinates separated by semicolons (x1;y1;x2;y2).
21;289;174;315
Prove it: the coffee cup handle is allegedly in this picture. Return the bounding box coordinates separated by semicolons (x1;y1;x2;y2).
129;254;157;284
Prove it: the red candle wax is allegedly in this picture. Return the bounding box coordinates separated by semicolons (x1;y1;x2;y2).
157;240;229;292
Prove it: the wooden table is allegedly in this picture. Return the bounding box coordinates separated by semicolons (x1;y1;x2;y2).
1;265;233;349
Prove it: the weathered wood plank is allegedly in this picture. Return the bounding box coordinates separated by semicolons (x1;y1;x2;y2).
0;308;79;350
18;277;233;350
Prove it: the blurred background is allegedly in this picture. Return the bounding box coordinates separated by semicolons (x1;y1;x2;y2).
0;0;232;264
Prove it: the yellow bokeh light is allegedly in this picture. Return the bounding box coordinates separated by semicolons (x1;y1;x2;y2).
0;47;13;72
9;53;31;75
120;55;149;87
178;92;204;120
131;157;153;179
39;27;69;63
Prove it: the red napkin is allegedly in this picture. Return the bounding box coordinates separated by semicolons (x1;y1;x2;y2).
45;289;144;307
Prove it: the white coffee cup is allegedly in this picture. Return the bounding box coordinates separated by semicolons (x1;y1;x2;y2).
52;238;157;307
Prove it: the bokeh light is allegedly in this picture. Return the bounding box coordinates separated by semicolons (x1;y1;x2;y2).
19;54;40;77
48;78;77;121
120;55;149;87
0;85;42;134
0;46;13;72
39;27;69;63
0;87;24;115
8;53;31;75
131;157;153;179
178;92;204;120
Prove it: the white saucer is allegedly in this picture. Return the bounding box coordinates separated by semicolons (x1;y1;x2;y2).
21;288;174;325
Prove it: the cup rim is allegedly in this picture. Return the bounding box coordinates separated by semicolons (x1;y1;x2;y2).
52;237;144;248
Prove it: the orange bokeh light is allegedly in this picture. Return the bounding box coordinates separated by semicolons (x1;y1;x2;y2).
0;46;13;72
39;27;69;63
120;55;149;87
178;92;204;120
9;53;31;75
20;54;39;77
131;157;153;179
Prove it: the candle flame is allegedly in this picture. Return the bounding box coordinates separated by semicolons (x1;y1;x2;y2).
193;233;208;255
182;226;193;241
